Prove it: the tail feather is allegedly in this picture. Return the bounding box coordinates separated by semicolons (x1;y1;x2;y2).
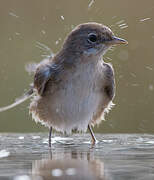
0;88;34;112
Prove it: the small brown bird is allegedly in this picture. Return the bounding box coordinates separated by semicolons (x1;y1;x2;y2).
0;22;127;146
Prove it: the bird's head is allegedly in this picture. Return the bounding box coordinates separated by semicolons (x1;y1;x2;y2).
63;22;128;57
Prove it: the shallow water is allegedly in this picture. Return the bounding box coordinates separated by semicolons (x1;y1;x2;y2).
0;133;154;180
0;0;154;133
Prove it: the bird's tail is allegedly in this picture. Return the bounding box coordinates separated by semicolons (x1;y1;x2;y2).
0;88;34;112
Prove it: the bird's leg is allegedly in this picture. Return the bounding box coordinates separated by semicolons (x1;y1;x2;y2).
88;124;97;145
49;127;52;147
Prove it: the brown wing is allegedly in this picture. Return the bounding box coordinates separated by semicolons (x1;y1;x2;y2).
103;63;115;100
34;63;62;96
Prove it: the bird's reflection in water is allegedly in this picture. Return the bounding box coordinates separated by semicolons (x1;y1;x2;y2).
31;150;107;180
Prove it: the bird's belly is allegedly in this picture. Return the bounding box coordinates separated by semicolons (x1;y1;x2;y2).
31;77;103;133
30;61;105;133
47;83;102;133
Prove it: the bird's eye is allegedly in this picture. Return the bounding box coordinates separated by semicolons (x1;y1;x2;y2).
88;33;97;43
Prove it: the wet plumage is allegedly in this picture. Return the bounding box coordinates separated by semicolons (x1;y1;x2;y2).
0;22;128;145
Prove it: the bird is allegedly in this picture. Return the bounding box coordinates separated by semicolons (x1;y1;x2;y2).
0;22;128;147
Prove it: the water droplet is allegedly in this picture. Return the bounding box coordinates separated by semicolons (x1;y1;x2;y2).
88;0;94;8
140;17;151;22
146;66;153;71
18;136;24;140
148;84;153;91
51;169;63;177
55;40;59;45
9;12;19;18
120;25;128;29
15;32;20;36
146;140;154;144
65;168;77;176
60;15;64;20
32;136;40;139
41;30;46;35
116;20;125;25
0;149;10;158
13;175;31;180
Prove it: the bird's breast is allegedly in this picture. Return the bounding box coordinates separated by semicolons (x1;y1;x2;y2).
48;61;105;122
31;59;115;133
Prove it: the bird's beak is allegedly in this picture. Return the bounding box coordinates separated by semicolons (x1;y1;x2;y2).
106;36;128;45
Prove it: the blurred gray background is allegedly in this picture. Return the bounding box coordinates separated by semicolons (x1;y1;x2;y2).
0;0;154;133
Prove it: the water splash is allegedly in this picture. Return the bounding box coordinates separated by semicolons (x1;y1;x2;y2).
9;12;19;18
60;15;64;20
18;136;24;140
13;175;31;180
35;41;54;58
88;0;95;8
116;20;125;25
140;17;151;22
0;149;10;158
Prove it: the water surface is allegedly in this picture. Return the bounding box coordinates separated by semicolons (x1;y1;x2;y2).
0;133;154;180
0;0;154;133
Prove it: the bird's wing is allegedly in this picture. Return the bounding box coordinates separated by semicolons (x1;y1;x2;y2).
103;63;115;100
34;63;62;96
